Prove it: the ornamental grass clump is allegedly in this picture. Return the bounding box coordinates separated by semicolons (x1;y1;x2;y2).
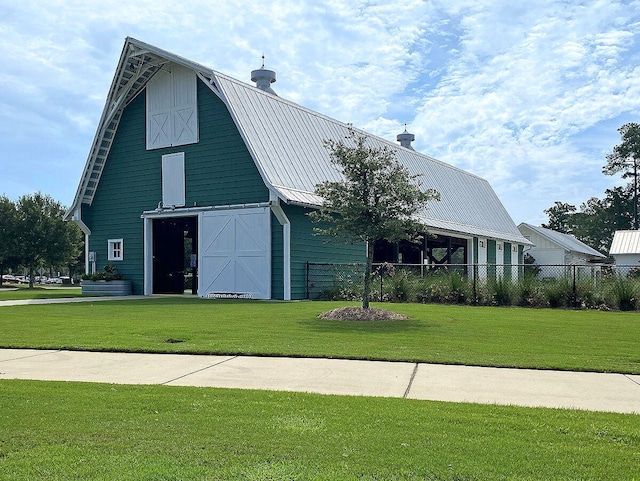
609;277;637;311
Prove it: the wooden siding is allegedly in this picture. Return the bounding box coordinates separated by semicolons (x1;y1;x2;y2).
487;240;497;264
83;80;269;294
270;212;284;300
283;204;366;300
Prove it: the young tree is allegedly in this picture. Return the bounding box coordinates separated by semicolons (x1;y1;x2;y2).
311;129;439;309
15;193;83;288
603;122;640;229
0;195;19;286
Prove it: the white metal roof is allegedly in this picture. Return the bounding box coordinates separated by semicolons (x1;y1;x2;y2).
518;223;606;258
610;230;640;255
68;37;531;246
215;72;530;245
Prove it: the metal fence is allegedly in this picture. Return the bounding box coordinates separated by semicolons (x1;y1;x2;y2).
306;262;640;310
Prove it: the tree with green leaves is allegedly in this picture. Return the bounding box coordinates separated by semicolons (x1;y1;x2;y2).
542;201;577;234
542;186;633;254
15;193;83;288
0;195;19;286
311;129;439;309
603;122;640;229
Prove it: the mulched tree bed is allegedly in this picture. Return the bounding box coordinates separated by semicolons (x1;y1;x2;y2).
318;306;410;321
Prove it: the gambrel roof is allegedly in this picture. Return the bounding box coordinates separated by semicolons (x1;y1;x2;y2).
68;37;530;246
518;223;606;258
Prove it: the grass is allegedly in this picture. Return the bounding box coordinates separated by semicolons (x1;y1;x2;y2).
1;298;639;373
1;297;639;479
0;285;81;300
1;379;639;480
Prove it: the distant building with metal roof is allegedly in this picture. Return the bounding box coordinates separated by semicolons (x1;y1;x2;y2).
610;230;640;269
66;37;532;299
518;223;606;279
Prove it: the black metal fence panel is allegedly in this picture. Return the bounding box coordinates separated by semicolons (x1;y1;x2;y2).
306;262;640;311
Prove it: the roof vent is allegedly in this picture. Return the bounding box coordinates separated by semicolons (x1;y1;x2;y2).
251;55;277;96
397;126;415;150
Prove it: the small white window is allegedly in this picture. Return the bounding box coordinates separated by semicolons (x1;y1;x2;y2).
108;239;124;261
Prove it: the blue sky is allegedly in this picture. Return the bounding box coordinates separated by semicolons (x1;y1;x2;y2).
1;0;639;225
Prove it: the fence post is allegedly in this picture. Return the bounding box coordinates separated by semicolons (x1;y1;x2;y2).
572;264;577;308
473;264;478;305
306;261;310;300
380;266;383;301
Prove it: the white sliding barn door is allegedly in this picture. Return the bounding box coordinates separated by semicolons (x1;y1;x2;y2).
199;207;271;299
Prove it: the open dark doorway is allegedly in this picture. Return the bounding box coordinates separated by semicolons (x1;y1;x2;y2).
153;217;198;294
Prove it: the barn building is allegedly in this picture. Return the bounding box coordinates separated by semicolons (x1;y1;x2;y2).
66;38;531;299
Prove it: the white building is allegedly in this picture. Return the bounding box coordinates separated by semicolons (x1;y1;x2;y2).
518;223;606;278
609;230;640;276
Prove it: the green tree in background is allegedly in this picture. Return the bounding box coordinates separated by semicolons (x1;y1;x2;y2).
311;129;439;309
15;193;83;288
0;195;20;286
542;201;577;234
603;122;640;229
542;123;640;252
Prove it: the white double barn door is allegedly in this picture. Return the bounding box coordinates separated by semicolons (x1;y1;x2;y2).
198;207;271;299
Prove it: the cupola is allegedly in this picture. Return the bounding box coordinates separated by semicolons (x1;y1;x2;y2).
251;55;277;96
397;125;415;150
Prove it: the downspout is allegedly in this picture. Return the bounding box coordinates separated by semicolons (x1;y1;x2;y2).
70;208;91;275
269;195;291;300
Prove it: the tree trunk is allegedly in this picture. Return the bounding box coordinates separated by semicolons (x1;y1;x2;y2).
362;240;374;309
28;266;34;289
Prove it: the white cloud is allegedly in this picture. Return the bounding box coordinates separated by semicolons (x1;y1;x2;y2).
0;0;639;223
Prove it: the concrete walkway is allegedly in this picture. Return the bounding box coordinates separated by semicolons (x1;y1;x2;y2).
0;295;151;306
1;348;639;414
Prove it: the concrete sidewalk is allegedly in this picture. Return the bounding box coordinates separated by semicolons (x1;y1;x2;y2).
0;295;151;306
1;349;638;414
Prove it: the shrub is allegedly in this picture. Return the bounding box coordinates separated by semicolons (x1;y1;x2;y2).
513;274;543;307
81;264;125;282
541;278;573;308
610;278;637;311
488;278;513;306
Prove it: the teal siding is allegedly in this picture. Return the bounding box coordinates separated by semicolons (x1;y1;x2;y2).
473;237;478;264
284;204;366;300
487;240;497;264
504;242;512;280
271;213;284;300
83;80;269;294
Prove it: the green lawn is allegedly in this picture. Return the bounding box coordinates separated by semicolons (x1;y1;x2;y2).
2;298;639;479
1;298;639;373
1;379;639;480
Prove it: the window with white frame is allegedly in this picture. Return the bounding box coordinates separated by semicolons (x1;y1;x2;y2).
108;239;124;261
